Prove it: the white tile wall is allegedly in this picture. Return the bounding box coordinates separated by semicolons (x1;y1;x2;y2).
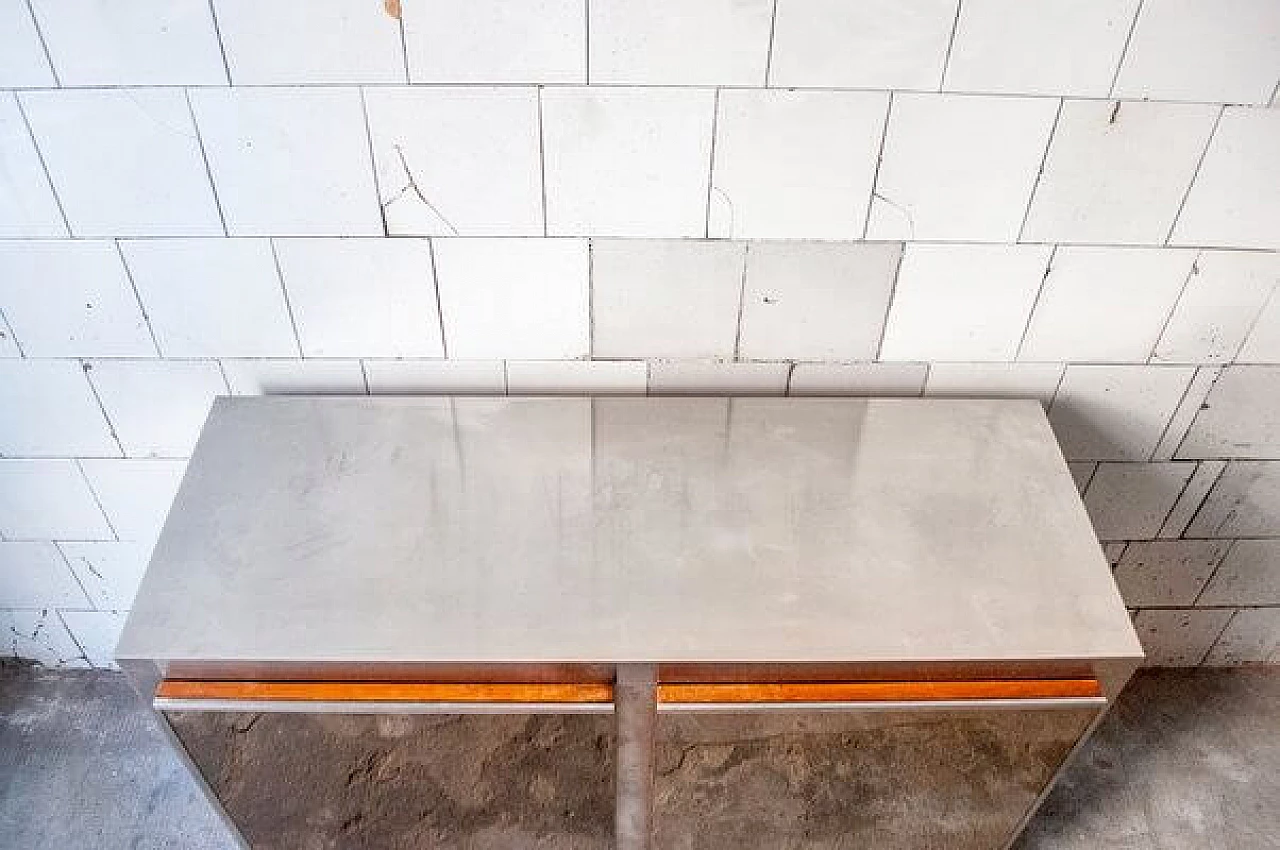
363;360;505;394
1049;365;1195;460
649;361;789;395
57;541;149;610
85;359;227;458
20;89;222;237
1083;461;1195;540
1019;247;1195;362
1;609;88;667
1199;539;1280;606
189;88;381;236
1113;540;1230;607
31;0;227;86
770;0;959;89
0;459;111;540
866;94;1058;242
788;362;928;397
78;459;186;542
1170;108;1280;251
591;240;744;359
364;87;543;237
739;242;901;361
0;0;55;87
1186;462;1280;538
1113;0;1280;105
924;362;1063;404
0;542;88;608
881;243;1050;361
213;0;403;84
402;0;584;84
590;0;773;85
121;239;297;357
709;90;888;240
0;313;20;357
1179;366;1280;459
943;0;1139;97
221;359;367;395
59;609;125;668
1154;252;1279;364
0;93;66;238
1151;366;1219;461
1133;608;1233;666
433;239;589;359
506;360;648;395
274;238;442;358
0;241;154;357
541;87;715;237
0;360;118;457
1067;462;1098;494
1204;608;1280;665
1022;101;1219;245
1158;460;1226;538
1238;288;1280;364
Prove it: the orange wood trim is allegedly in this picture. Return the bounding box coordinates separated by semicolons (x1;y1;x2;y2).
657;678;1103;704
155;680;615;704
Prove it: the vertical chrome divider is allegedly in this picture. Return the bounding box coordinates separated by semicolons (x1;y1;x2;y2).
614;662;658;850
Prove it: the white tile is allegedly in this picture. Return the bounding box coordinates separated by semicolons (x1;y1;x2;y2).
0;93;66;238
1171;108;1280;251
1186;462;1280;538
1158;460;1226;538
189;88;381;237
788;362;928;397
121;239;296;358
0;460;111;540
0;542;88;608
1082;461;1196;540
1205;608;1280;666
220;359;366;396
506;361;647;395
1067;462;1098;494
881;244;1051;362
403;0;584;84
213;0;403;84
770;0;959;89
0;0;55;86
364;87;543;237
708;90;888;239
1020;247;1195;362
542;87;715;237
1114;540;1231;607
1238;286;1280;363
86;360;227;458
0;241;154;357
60;609;125;668
591;240;745;359
738;242;901;361
590;0;772;85
20;89;222;237
943;0;1139;96
0;360;118;457
1048;365;1195;461
78;458;185;542
1154;252;1279;364
0;313;19;356
1022;100;1219;245
1113;0;1280;105
649;361;790;395
925;362;1064;404
275;238;442;357
364;360;505;394
1152;367;1219;461
866;94;1058;242
1199;540;1280;606
57;542;149;611
31;0;226;86
1103;543;1128;565
433;239;589;359
1133;608;1233;667
1178;366;1280;459
0;609;87;668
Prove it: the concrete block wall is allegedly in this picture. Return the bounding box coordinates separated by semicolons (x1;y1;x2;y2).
0;0;1278;668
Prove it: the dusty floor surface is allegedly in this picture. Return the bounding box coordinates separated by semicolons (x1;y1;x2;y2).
1;667;1277;849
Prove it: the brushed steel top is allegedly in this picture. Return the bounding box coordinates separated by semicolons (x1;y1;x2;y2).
116;396;1142;666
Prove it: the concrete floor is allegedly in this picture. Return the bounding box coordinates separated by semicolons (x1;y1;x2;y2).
0;666;1276;849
